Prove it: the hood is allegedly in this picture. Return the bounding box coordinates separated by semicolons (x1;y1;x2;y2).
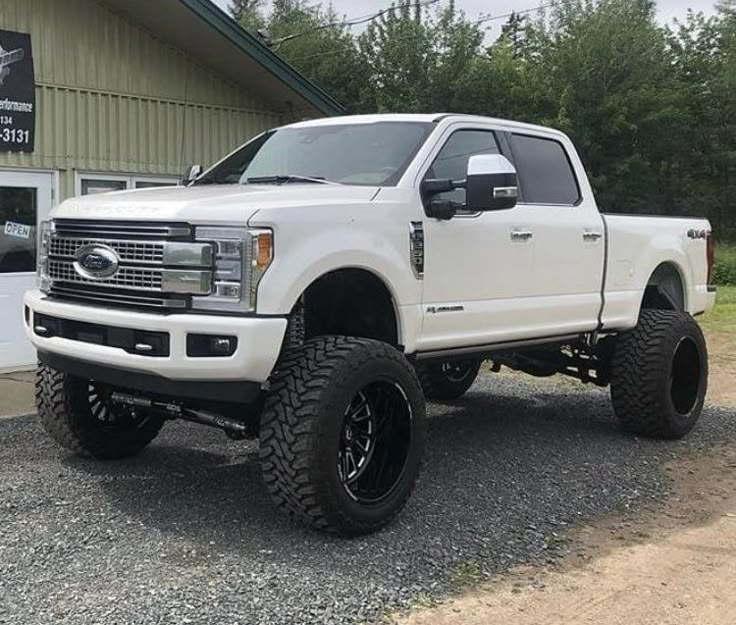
51;183;380;225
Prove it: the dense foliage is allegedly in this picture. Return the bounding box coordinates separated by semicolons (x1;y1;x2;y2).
231;0;736;241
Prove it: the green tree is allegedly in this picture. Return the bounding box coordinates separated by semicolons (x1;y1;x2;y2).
357;2;437;112
231;0;367;112
226;0;734;238
523;0;680;212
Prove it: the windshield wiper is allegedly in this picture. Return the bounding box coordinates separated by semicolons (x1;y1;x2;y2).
245;174;341;186
193;177;237;185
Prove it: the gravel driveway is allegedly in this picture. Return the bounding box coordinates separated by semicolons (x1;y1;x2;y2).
1;373;734;625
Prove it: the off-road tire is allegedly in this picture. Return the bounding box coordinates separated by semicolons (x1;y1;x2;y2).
416;358;482;401
36;365;165;459
610;310;708;440
259;336;426;536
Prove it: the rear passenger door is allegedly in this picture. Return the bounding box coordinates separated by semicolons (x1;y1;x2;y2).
506;132;605;335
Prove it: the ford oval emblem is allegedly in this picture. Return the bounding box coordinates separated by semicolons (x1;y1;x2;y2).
74;244;120;280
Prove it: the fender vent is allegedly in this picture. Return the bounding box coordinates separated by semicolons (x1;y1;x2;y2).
409;221;424;278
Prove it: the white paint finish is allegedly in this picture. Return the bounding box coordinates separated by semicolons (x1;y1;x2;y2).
52;182;378;224
417;293;603;352
413;117;605;348
246;191;422;314
0;170;53;370
25;290;286;382
419;206;536;347
24;113;717;382
601;213;713;329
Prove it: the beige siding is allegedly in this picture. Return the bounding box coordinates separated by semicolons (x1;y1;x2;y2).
0;0;284;200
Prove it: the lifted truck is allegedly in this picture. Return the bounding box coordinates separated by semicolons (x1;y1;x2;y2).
26;114;716;535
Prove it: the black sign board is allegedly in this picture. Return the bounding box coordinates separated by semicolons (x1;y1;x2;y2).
0;29;35;152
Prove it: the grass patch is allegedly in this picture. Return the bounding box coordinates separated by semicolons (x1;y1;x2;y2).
700;285;736;336
713;244;736;286
450;561;483;587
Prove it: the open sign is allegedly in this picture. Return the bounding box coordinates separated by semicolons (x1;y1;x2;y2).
3;220;31;239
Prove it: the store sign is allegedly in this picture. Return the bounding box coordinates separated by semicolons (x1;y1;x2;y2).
0;29;34;152
4;220;31;239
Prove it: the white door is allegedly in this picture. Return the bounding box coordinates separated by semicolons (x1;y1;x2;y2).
506;132;605;336
0;171;53;371
417;127;537;352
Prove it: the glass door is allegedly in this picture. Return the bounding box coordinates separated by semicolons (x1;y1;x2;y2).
0;171;53;371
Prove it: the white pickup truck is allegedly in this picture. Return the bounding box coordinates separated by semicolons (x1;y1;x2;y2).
26;114;716;535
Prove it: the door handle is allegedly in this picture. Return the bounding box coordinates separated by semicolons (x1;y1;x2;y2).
583;230;603;241
510;229;533;241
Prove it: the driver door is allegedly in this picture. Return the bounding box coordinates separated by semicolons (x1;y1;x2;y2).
416;126;535;353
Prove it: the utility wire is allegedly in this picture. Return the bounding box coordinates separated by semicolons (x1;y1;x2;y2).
472;2;558;26
285;2;557;64
269;0;441;48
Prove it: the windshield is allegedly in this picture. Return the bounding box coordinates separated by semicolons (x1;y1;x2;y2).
195;121;433;187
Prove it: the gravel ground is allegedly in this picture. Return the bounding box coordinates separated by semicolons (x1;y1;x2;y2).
1;373;734;625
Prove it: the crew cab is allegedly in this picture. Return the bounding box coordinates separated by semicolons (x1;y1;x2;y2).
25;114;716;535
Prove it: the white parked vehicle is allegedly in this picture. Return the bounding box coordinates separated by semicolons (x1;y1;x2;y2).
26;114;716;535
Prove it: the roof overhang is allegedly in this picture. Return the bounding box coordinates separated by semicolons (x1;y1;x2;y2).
101;0;344;117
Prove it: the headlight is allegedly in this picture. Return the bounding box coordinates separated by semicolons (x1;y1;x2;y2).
37;220;53;293
192;226;273;313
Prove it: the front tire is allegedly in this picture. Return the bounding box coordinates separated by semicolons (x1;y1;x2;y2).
36;365;165;459
417;358;482;400
610;310;708;440
259;336;426;536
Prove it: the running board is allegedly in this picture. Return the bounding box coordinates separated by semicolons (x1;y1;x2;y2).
414;334;581;361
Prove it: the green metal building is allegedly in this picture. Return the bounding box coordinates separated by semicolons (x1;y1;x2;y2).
0;0;341;370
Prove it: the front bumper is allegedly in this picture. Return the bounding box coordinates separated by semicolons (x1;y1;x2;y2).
24;290;287;384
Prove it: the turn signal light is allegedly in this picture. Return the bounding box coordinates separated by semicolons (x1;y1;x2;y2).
254;232;273;270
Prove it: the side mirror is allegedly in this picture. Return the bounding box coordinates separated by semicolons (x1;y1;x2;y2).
426;199;456;221
466;154;519;211
185;164;203;184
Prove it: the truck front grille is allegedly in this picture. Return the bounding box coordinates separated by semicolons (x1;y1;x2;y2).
49;259;164;291
47;220;213;310
50;237;165;264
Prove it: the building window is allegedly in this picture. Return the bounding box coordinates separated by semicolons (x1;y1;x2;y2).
81;178;127;196
76;172;179;196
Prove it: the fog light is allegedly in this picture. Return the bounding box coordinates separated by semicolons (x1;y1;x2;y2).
187;334;237;357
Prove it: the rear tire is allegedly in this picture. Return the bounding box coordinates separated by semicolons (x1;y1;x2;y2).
610;310;708;440
417;358;482;400
36;365;165;459
259;336;426;536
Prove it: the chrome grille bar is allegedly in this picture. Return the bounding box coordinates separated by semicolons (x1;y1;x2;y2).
48;285;188;309
49;237;212;266
48;260;211;294
54;220;191;238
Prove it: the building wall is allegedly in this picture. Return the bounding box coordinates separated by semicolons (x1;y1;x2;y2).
0;0;284;200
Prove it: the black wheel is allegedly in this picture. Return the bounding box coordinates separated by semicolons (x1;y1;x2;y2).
259;336;426;536
417;358;482;400
36;365;165;459
610;310;708;440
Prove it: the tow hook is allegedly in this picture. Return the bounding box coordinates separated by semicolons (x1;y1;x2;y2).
111;392;250;438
